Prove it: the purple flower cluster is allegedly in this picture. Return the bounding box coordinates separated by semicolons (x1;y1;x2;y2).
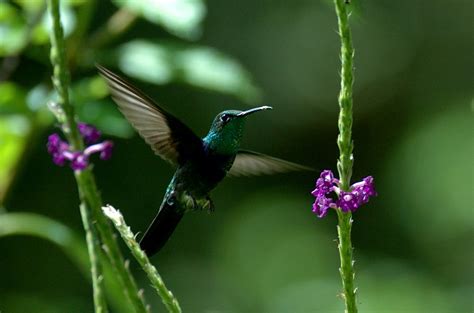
311;170;376;218
47;123;113;171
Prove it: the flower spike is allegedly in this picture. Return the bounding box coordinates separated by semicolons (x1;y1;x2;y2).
311;170;376;217
47;123;113;171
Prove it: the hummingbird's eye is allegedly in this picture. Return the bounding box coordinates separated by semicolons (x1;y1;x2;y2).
220;114;230;123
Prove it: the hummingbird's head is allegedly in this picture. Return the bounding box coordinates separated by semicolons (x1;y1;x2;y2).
204;106;272;155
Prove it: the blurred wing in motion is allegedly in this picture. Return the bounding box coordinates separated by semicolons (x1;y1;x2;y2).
228;150;313;177
97;64;202;165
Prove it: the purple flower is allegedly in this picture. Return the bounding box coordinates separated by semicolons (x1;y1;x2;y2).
78;123;101;144
71;153;89;170
312;194;337;218
337;191;359;212
83;141;114;160
311;170;376;218
99;141;113;160
311;170;339;218
47;123;113;171
47;134;69;166
312;170;338;196
337;176;377;212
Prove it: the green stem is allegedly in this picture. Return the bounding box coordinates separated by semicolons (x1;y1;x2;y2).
79;203;109;313
336;211;357;313
335;0;354;191
103;205;182;313
333;0;358;312
47;0;82;151
47;1;148;312
75;171;150;313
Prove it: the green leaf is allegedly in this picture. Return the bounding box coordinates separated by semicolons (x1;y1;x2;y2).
176;47;261;103
116;40;262;103
0;116;31;203
118;42;173;84
0;212;87;264
25;83;56;126
0;82;28;114
112;0;206;39
0;212;131;313
0;2;28;56
71;76;134;138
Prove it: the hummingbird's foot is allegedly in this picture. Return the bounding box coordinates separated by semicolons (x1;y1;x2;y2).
181;191;197;211
179;192;214;213
204;197;215;214
190;197;215;213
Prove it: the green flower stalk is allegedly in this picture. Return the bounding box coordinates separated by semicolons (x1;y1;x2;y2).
312;1;378;313
103;205;182;313
79;203;108;313
47;1;148;312
334;0;357;312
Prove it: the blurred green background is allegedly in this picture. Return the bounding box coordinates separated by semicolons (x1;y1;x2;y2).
0;0;472;312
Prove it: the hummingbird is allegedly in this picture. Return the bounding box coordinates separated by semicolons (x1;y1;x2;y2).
97;64;311;257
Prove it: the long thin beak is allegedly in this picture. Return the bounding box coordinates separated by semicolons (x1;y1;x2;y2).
237;106;273;117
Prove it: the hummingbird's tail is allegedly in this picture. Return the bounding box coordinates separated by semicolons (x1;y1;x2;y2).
139;199;184;257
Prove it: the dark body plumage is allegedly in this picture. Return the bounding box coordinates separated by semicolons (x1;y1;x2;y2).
97;64;312;256
140;148;234;256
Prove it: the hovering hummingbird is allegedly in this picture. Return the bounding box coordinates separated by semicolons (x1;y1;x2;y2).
97;65;311;256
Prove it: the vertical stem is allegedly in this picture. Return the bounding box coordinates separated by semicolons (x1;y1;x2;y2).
103;205;182;313
75;171;150;313
333;0;358;312
47;0;82;151
80;203;109;313
47;1;149;312
334;0;354;191
336;211;357;313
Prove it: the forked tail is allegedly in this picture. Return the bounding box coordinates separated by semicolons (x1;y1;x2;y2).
139;198;184;257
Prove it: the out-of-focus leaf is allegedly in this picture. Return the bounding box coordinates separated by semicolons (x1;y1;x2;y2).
30;1;76;45
385;105;471;239
0;212;87;269
358;261;460;312
112;0;206;39
1;292;90;313
13;0;45;13
383;103;472;282
263;279;342;313
0;83;54;203
0;3;28;56
77;101;134;138
0;116;31;203
26;83;55;126
72;75;108;105
176;47;261;102
26;83;50;111
72;76;134;138
0;1;76;50
0;212;130;313
30;21;50;45
15;0;86;11
116;40;261;103
0;82;28;114
0;82;54;123
211;192;336;309
119;42;173;84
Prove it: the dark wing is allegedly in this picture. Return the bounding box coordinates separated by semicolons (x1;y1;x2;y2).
228;150;313;177
97;64;202;165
